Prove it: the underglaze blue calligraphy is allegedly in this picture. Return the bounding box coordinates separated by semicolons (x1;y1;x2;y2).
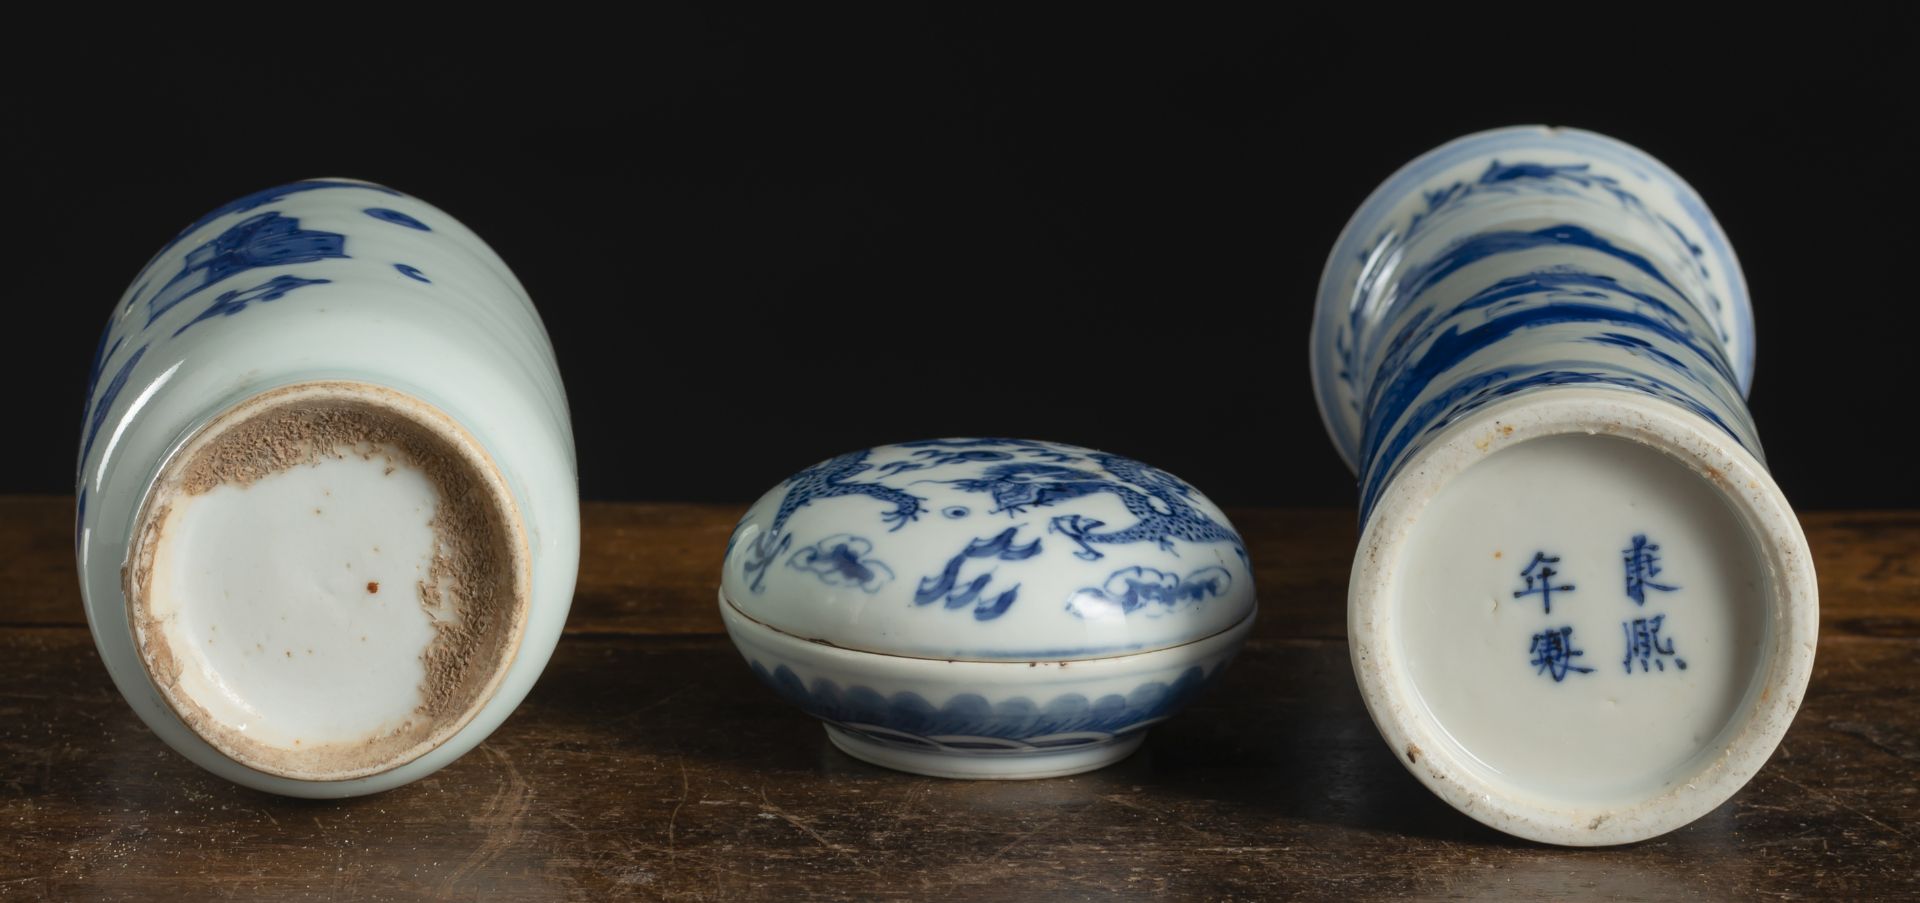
1622;615;1687;673
1514;552;1574;614
1623;534;1678;605
1529;626;1593;682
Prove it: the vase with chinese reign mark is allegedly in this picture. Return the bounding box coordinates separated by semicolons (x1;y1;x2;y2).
1310;127;1816;845
75;180;578;797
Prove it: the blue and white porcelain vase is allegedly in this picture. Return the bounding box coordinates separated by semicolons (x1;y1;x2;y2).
719;439;1256;779
76;180;579;797
1310;127;1818;845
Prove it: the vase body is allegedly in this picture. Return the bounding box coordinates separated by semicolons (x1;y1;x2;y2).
75;180;579;797
1311;127;1816;845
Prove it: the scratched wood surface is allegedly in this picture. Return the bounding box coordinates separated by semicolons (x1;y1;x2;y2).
1;497;1914;900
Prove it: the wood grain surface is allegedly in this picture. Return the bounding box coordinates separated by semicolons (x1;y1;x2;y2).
2;497;1914;900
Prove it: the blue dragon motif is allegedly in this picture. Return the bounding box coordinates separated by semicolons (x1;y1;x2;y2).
771;450;926;535
877;438;1082;476
945;453;1246;562
897;438;1083;462
740;440;1244;601
744;450;927;592
876;449;1015;477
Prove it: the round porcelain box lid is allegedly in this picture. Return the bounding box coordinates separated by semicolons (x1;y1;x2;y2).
721;439;1255;661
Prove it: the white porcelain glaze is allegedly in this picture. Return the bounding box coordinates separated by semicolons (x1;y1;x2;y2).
1312;128;1817;845
148;442;448;752
76;180;578;797
720;439;1255;777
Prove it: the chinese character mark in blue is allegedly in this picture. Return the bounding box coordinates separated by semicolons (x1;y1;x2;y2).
1529;626;1594;682
1622;534;1679;605
1622;614;1688;673
1514;552;1574;613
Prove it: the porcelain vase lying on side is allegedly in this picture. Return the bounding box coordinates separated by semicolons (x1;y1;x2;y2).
75;180;579;797
1310;127;1817;845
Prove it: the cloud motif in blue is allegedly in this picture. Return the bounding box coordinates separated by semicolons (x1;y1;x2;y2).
1067;566;1232;619
788;534;894;593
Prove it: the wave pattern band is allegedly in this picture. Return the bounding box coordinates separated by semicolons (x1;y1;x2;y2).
1312;127;1756;520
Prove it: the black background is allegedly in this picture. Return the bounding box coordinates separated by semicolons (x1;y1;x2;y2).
7;13;1916;510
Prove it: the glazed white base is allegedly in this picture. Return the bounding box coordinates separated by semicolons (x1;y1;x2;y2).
1350;388;1817;845
146;452;443;753
824;725;1146;779
1398;433;1764;805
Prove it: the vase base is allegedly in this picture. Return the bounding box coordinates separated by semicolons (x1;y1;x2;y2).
1351;389;1817;845
124;381;530;783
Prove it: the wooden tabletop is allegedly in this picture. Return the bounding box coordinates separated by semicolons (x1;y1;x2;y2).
2;497;1914;900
